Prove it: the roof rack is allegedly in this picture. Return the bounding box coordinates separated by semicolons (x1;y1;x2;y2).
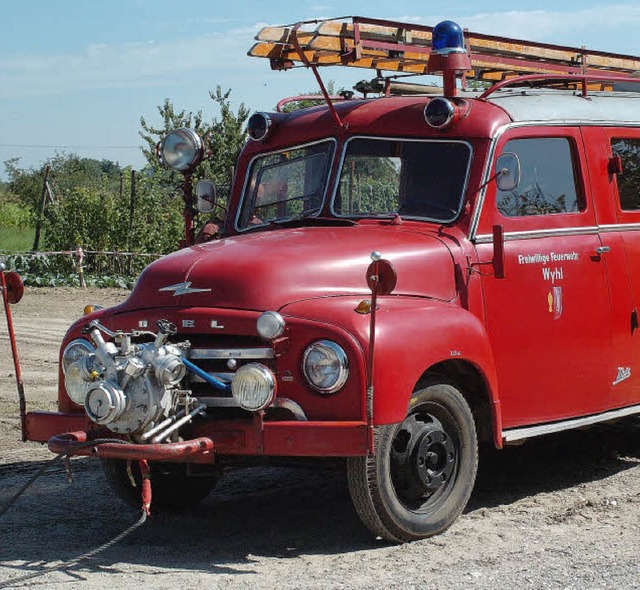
249;16;640;83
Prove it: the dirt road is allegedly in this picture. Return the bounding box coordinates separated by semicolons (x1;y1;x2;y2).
1;288;639;589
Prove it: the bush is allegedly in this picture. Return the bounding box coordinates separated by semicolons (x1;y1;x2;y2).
0;200;32;228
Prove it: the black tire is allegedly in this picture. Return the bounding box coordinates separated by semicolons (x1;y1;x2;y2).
101;459;219;513
347;381;478;542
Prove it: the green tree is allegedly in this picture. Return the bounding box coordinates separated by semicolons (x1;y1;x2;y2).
139;86;250;200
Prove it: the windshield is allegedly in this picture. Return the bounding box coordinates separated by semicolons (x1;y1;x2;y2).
237;140;335;229
333;138;472;222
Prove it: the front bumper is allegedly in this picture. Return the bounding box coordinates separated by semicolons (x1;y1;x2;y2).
26;411;370;461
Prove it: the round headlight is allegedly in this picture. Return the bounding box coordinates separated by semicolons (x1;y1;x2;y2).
302;340;349;394
231;363;277;411
159;128;204;172
62;339;96;404
257;311;285;340
62;339;95;373
247;112;272;141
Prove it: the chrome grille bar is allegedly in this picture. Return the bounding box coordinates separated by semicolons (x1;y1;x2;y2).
189;347;274;360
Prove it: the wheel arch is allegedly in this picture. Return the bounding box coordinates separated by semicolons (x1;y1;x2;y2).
416;360;497;447
371;302;503;448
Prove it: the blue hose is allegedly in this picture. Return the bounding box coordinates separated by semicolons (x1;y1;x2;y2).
182;358;231;393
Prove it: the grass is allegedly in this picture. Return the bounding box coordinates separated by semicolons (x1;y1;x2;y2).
0;227;36;251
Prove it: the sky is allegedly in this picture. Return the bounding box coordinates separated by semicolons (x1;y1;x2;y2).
2;0;640;178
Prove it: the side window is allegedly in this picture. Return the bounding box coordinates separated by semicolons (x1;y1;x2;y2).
496;138;582;217
611;138;640;211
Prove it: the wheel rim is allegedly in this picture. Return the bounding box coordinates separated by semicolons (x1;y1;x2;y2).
389;404;459;512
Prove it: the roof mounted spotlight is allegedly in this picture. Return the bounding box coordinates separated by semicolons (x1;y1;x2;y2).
247;112;273;141
157;128;204;173
424;97;471;130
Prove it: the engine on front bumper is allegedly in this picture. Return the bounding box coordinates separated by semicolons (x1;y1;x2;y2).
60;317;279;444
61;319;194;440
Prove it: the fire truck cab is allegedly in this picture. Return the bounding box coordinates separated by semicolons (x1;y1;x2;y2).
11;17;640;543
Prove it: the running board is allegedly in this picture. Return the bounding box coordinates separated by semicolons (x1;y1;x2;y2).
503;404;640;444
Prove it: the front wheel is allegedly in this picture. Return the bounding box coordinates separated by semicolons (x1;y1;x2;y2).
347;381;478;542
102;459;220;513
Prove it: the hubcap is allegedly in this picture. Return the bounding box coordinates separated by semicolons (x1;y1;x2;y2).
390;410;458;509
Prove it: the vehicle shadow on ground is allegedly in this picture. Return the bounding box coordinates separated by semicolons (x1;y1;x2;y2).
0;418;638;584
469;418;640;510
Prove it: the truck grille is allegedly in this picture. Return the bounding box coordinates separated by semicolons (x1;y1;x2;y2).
186;344;275;408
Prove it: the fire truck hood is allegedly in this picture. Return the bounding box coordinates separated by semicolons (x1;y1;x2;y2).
124;225;457;311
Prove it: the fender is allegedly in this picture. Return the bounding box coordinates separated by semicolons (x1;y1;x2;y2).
368;298;501;444
281;296;502;447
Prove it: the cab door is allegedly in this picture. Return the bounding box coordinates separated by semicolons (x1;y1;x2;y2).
474;128;614;428
599;127;640;408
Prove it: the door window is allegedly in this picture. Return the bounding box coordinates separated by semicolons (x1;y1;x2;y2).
611;138;640;211
496;138;582;217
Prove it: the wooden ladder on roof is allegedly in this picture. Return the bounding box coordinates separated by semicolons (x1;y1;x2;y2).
248;16;640;84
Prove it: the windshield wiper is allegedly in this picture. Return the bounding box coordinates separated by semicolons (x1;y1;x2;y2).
269;211;356;228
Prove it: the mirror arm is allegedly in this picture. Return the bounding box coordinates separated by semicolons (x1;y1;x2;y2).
471;168;507;197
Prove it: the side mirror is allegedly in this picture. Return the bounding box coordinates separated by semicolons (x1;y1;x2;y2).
495;152;521;192
195;180;218;214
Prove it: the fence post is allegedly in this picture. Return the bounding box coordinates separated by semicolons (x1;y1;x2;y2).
76;246;86;289
32;164;51;251
128;170;136;275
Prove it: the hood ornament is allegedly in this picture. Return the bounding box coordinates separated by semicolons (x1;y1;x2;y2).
159;282;211;296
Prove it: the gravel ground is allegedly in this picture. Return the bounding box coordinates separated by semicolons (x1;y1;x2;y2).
0;288;639;589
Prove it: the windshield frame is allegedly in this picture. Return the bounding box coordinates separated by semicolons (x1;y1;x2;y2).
329;135;474;224
235;138;337;232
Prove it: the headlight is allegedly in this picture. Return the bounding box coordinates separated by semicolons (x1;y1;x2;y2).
257;311;285;340
302;340;349;394
158;128;204;172
231;363;276;411
62;339;96;404
62;339;95;373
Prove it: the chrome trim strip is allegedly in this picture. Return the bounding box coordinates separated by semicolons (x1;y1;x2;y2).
189;348;274;360
197;396;308;420
503;404;640;443
198;396;239;408
474;225;599;244
329;135;474;224
234;138;337;232
599;223;640;232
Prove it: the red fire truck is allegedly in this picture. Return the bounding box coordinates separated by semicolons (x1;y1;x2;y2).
4;17;640;543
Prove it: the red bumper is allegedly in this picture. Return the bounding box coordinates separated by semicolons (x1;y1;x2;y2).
26;411;370;461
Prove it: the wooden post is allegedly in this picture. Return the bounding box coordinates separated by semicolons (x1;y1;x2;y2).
32;164;51;251
128;170;136;274
128;170;136;236
76;246;86;289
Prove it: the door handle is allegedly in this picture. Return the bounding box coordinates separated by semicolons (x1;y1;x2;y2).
595;246;610;255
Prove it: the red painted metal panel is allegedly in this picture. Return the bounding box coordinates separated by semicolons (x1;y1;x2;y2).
25;411;87;443
262;421;368;456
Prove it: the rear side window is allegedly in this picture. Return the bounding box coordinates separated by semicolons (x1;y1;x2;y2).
496;138;582;217
611;138;640;211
